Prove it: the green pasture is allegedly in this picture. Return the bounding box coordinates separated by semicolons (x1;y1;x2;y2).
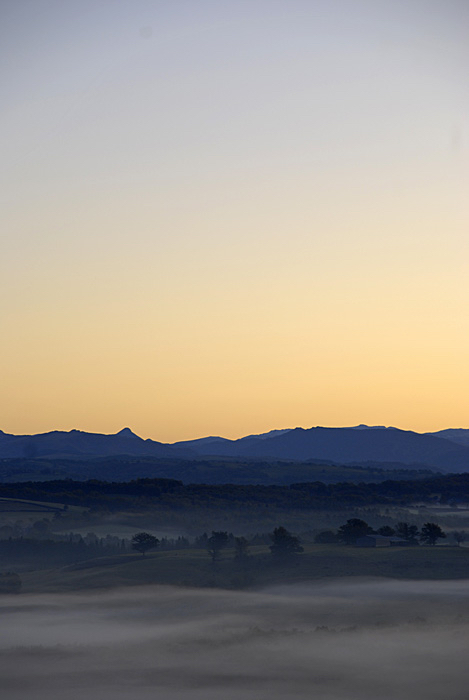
0;497;85;522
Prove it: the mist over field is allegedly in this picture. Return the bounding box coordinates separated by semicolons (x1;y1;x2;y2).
2;579;469;699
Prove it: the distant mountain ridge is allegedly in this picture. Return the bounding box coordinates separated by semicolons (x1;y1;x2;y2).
428;429;469;447
1;425;469;473
177;426;469;471
0;427;193;460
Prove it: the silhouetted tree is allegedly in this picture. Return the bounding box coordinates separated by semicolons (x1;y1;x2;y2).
194;532;209;549
420;522;446;546
396;522;419;543
234;536;249;561
207;531;229;563
269;526;303;557
131;532;159;556
337;519;373;545
377;526;395;537
451;530;466;547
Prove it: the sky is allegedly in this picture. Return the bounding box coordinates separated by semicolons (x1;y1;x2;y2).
1;0;468;442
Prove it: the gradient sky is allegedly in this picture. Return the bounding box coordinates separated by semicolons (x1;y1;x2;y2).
1;0;468;442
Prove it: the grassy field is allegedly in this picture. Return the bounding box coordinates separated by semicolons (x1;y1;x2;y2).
18;543;469;594
0;497;86;522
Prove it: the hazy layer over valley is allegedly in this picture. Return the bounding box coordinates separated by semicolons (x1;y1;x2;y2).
2;579;469;700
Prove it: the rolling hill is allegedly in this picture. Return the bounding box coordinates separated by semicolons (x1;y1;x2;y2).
1;425;469;476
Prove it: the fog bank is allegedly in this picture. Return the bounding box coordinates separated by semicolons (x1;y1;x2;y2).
2;579;469;699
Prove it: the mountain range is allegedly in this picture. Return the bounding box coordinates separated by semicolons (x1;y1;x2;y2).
1;425;469;473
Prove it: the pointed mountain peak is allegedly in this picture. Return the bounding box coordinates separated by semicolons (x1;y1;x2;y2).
116;427;139;439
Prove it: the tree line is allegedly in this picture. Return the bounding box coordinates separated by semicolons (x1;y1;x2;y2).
131;517;453;563
131;526;304;561
316;518;450;545
2;472;469;512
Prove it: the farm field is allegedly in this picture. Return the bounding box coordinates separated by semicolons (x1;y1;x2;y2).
0;497;85;521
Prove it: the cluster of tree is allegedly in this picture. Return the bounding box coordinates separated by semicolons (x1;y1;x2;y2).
203;526;304;562
0;536;127;568
0;520;127;549
315;519;448;545
131;525;304;563
0;514;72;540
131;532;159;556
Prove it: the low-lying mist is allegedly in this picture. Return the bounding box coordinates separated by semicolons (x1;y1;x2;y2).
2;578;469;699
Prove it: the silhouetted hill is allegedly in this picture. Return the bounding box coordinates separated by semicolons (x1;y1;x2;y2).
0;428;194;460
1;425;469;474
171;429;292;451
428;429;469;447
179;427;469;471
